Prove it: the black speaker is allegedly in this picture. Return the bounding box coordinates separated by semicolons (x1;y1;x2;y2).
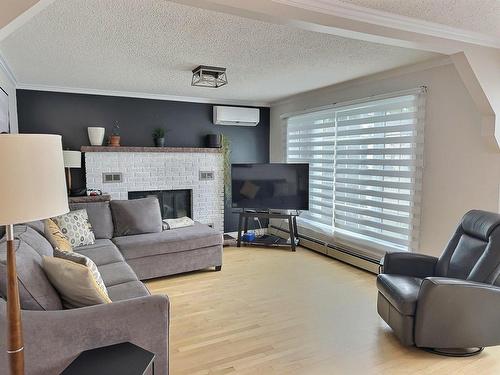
206;134;222;148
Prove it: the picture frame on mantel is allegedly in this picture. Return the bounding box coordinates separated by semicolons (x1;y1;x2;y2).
0;86;9;134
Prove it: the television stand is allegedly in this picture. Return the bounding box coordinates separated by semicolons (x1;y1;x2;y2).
236;210;299;251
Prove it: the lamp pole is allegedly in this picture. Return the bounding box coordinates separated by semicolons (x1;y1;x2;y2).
1;134;69;375
6;224;24;375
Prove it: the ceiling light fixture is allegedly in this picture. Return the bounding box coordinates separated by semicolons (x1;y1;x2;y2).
191;65;228;88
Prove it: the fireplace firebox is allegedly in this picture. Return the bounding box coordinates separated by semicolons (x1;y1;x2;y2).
128;189;192;219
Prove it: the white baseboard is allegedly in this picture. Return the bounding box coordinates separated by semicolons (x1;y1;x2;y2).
269;225;379;274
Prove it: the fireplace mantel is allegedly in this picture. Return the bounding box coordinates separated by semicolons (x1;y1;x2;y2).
81;146;222;153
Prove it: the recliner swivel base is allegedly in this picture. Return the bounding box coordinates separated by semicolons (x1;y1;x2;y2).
422;347;484;357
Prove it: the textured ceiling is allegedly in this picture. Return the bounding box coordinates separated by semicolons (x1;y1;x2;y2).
338;0;500;37
0;0;439;104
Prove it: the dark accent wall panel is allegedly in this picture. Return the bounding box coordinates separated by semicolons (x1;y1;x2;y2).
16;89;270;232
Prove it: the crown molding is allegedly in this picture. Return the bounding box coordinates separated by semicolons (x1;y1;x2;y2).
273;0;500;49
0;0;56;42
15;83;271;107
0;53;17;85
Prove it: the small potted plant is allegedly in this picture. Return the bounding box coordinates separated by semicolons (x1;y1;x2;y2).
109;122;121;147
152;128;167;147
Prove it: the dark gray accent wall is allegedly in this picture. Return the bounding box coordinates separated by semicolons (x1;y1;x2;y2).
16;89;270;232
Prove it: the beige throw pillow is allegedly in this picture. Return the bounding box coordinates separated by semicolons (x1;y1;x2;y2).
44;219;73;252
42;250;111;308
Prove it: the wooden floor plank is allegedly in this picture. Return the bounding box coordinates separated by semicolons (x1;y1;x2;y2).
147;246;500;374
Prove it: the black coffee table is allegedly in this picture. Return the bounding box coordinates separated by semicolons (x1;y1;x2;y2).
61;342;155;375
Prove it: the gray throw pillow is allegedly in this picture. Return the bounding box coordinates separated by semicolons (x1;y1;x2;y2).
70;202;114;239
110;198;163;237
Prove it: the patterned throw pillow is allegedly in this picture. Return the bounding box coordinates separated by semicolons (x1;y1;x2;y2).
52;209;95;247
42;249;111;308
44;219;73;252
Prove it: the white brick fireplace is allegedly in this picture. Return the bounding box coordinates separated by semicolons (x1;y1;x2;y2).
83;147;224;232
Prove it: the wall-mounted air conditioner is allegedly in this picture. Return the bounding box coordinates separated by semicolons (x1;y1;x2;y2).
213;106;260;126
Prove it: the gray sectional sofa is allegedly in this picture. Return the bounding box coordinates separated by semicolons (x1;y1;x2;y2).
71;199;223;280
0;197;223;375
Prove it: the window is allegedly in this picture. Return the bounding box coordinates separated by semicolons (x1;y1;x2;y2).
287;108;336;227
286;89;425;252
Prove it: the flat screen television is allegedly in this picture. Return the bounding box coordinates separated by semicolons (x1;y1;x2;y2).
231;163;309;210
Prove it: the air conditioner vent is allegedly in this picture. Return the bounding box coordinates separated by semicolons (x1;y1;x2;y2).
213;106;260;126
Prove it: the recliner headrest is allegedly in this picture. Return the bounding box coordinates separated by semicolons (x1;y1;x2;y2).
461;210;500;241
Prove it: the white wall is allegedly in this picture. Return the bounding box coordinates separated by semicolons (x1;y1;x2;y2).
0;57;18;133
270;60;500;257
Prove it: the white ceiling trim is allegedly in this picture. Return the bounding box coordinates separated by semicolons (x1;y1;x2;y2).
0;53;16;84
273;0;500;49
15;83;271;107
0;0;56;42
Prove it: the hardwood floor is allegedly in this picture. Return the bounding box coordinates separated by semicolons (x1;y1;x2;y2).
146;246;500;375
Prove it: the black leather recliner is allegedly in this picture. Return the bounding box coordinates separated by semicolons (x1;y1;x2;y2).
377;210;500;356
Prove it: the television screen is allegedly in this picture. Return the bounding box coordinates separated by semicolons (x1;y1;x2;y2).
231;163;309;210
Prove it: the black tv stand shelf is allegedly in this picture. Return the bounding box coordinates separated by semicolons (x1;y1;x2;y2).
236;210;299;251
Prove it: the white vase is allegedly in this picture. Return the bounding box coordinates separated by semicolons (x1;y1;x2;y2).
88;127;105;146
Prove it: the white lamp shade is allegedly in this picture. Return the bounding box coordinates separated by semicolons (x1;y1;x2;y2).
0;134;69;225
63;150;81;168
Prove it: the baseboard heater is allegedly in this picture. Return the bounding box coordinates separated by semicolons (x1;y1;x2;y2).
269;225;380;274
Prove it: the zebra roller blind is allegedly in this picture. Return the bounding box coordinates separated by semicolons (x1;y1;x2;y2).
287;108;336;227
286;89;425;252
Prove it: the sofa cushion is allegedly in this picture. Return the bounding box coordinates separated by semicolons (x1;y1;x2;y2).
98;261;139;287
107;281;150;302
377;274;422;316
74;239;124;266
0;226;62;310
25;220;45;235
15;224;54;258
70;201;114;239
1;221;46;240
110;198;163;237
112;222;223;260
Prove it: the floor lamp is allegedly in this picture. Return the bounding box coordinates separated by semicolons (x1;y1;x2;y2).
0;134;69;375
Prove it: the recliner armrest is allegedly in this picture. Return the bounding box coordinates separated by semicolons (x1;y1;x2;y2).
381;252;438;278
415;277;500;349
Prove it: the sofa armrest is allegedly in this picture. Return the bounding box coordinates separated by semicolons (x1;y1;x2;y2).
381;252;438;278
415;277;500;349
0;295;169;375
